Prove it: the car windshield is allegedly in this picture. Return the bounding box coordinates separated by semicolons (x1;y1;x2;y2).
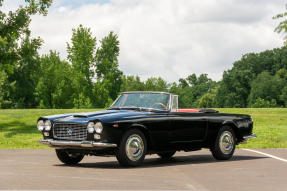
110;92;170;111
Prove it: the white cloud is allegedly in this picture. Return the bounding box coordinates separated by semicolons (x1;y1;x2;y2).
4;0;285;82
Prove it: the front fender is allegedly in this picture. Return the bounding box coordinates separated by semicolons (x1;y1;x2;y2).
222;120;242;143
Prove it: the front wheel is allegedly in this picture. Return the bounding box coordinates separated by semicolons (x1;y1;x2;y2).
210;126;236;160
116;129;147;167
55;149;84;165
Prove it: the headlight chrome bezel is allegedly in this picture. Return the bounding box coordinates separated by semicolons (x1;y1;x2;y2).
37;120;45;131
95;122;103;134
87;122;95;133
44;120;52;131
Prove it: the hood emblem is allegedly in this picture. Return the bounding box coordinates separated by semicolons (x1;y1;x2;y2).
67;128;73;135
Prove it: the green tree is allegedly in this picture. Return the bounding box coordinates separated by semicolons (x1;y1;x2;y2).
174;74;217;108
95;32;122;100
277;68;287;107
251;98;277;108
189;74;217;103
67;25;97;108
0;70;8;107
248;71;284;107
280;86;287;107
0;0;52;108
35;51;74;108
0;0;51;74
9;32;42;108
0;69;16;108
67;25;96;81
93;80;113;108
120;75;145;92
216;67;253;108
169;84;194;108
199;93;216;108
144;77;168;91
273;4;287;45
214;45;287;108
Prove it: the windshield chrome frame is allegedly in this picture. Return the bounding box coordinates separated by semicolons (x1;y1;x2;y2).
171;94;178;112
109;91;173;112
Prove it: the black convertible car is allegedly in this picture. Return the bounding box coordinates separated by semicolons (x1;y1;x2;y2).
38;91;256;167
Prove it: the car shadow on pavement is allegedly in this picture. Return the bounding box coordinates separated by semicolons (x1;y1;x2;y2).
54;154;267;169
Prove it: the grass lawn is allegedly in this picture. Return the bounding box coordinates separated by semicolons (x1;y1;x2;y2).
0;108;286;149
217;108;287;148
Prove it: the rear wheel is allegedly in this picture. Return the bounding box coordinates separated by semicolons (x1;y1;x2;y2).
157;151;176;159
116;129;147;167
55;149;84;165
210;126;236;160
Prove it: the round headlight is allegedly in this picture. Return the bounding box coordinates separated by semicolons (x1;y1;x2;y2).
44;120;52;131
37;120;45;131
87;122;95;133
95;122;103;134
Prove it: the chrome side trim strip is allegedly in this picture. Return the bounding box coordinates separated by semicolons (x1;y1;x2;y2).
240;133;257;144
39;139;117;148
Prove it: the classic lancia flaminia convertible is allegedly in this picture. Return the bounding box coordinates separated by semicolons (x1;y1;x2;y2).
38;91;256;167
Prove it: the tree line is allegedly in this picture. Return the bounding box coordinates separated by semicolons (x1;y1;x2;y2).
0;0;287;109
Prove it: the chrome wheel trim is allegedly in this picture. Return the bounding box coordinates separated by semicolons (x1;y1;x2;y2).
125;134;144;161
219;131;234;155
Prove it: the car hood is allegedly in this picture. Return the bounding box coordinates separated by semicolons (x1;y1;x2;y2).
41;110;154;124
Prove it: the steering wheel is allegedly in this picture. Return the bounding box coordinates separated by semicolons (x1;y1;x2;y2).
151;102;168;110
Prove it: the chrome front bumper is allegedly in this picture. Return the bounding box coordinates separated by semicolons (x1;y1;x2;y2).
40;139;117;148
240;133;257;144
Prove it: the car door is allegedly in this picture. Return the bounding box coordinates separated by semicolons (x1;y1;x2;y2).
141;112;172;149
169;112;208;143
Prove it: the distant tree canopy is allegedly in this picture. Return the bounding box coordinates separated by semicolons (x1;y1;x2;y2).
216;47;287;108
35;27;123;109
0;1;287;109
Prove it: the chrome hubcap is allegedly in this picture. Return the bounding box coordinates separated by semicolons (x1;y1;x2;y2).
126;134;144;161
219;131;234;154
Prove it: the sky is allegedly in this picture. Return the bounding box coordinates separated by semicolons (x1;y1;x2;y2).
2;0;286;82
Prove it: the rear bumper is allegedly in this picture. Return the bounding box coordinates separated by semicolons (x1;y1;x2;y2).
240;133;257;144
39;139;117;148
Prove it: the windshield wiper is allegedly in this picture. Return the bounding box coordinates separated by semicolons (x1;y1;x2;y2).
108;106;141;111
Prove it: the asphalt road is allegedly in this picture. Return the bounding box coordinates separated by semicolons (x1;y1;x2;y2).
0;149;287;190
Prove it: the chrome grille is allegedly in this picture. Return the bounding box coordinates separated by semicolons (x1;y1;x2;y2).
53;123;87;140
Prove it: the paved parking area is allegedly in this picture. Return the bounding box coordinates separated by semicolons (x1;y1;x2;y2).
0;149;287;190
